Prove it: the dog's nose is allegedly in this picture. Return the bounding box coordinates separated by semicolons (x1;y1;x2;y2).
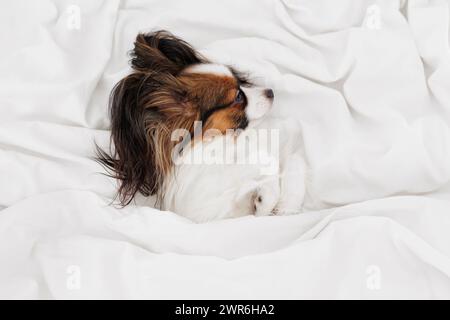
264;89;274;99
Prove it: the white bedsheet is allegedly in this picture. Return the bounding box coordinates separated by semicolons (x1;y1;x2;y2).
1;0;450;299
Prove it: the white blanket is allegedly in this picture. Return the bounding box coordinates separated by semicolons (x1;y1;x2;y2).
1;0;450;299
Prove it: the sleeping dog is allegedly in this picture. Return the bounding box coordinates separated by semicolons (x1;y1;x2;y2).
97;30;306;222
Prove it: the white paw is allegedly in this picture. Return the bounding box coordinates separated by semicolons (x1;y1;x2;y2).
253;182;280;217
271;203;303;216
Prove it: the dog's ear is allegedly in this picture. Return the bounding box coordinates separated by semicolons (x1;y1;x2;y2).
96;73;160;205
131;30;206;74
96;71;199;206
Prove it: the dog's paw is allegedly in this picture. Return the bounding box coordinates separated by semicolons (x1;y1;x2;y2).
271;195;304;216
253;183;280;217
271;204;303;216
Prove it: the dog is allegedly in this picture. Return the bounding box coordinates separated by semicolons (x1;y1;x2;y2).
97;30;306;222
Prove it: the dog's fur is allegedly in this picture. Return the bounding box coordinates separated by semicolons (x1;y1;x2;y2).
97;30;306;222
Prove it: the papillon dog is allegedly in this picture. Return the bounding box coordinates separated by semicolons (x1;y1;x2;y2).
97;30;306;222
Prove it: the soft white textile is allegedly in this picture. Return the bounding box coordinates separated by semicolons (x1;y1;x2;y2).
1;0;450;299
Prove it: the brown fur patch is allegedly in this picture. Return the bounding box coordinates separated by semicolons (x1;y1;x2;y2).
179;72;247;133
179;73;237;109
203;104;246;133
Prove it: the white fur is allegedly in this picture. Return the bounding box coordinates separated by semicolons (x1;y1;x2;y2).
185;63;232;76
162;134;276;222
242;87;273;122
162;117;307;223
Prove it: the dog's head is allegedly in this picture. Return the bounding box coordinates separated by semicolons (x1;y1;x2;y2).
97;30;274;205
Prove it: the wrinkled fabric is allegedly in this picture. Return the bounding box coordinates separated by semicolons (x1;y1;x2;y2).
0;0;450;299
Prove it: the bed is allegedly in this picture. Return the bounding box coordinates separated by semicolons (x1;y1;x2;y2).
1;0;450;299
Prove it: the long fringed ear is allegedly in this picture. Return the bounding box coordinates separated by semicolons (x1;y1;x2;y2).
96;71;200;206
131;30;207;74
96;73;163;205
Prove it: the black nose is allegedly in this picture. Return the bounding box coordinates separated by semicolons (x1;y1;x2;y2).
264;89;274;99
